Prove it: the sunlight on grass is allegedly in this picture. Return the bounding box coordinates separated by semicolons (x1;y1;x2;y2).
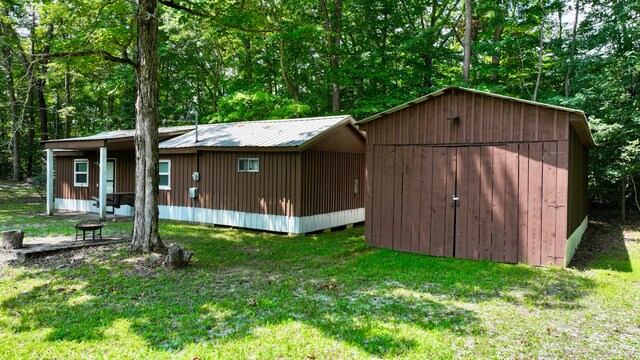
1;180;640;358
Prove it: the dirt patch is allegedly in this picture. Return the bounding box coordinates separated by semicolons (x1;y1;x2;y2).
12;243;167;277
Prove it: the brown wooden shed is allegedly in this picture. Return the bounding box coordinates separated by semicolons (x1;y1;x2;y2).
358;86;594;267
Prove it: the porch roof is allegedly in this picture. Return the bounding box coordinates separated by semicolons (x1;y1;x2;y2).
42;125;194;150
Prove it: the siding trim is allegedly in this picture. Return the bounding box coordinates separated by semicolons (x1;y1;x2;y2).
54;198;363;234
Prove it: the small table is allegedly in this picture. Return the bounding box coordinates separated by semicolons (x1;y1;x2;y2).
75;221;104;241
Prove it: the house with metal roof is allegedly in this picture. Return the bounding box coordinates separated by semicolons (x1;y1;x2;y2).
43;116;366;233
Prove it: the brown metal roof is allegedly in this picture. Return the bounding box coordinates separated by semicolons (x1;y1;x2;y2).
159;116;356;151
357;86;595;148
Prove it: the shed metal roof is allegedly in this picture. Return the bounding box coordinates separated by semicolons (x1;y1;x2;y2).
357;86;595;148
159;116;354;150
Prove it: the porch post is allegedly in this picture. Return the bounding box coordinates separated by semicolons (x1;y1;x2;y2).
46;148;54;215
99;146;107;221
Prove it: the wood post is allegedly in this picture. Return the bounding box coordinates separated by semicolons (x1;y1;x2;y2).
99;146;107;221
46;148;54;215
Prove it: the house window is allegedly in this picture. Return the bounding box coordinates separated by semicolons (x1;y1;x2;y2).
238;158;259;172
74;159;89;187
159;160;171;189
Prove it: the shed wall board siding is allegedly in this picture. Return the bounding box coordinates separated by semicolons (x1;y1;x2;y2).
363;91;569;146
367;143;569;266
568;127;589;237
301;150;365;217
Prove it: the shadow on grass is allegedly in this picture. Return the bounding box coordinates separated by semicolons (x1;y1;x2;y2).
2;224;596;357
570;206;636;272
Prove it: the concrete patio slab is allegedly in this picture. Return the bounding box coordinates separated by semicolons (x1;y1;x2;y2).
2;235;129;263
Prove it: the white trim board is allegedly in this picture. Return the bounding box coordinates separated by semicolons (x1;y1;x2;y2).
54;198;363;234
54;198;134;217
565;215;588;267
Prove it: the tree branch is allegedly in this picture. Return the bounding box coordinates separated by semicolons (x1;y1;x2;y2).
41;50;137;68
159;0;281;33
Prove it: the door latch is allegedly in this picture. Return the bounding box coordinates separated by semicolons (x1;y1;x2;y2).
452;194;460;207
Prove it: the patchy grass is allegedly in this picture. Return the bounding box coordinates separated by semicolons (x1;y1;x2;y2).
0;182;132;238
0;181;639;359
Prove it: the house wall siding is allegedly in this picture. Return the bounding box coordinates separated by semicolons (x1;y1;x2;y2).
301;150;365;217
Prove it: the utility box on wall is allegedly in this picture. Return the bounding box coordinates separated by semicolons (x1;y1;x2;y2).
188;187;199;199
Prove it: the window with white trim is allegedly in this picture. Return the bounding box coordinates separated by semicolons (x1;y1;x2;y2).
159;160;171;189
74;159;89;187
238;158;259;172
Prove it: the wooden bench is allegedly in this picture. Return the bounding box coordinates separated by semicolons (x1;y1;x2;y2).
92;192;135;213
75;221;104;241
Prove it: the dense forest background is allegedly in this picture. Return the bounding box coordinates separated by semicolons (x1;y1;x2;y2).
0;0;638;212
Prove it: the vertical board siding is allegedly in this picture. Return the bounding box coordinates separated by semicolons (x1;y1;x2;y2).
362;90;583;267
365;91;569;147
300;150;365;217
366;142;568;266
196;151;303;216
54;150;135;201
418;147;434;254
541;142;558;265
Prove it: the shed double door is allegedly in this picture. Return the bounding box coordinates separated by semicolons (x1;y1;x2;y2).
370;144;525;263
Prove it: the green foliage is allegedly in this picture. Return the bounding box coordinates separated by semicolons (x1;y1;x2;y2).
208;91;311;122
0;0;639;211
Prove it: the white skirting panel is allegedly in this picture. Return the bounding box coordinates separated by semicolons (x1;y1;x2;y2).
54;198;364;234
54;198;134;216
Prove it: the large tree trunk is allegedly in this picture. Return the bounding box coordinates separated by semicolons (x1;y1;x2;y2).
130;0;165;254
463;0;472;84
2;46;21;180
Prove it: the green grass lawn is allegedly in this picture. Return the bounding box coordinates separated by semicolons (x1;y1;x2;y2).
1;181;639;359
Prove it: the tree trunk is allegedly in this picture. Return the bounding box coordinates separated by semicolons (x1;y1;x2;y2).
533;1;546;101
35;79;49;141
36;23;54;142
564;0;580;97
463;0;472;84
130;0;166;254
331;0;342;112
490;26;503;81
2;46;21;180
2;230;24;250
320;0;342;112
64;67;72;137
279;39;299;102
421;53;433;87
242;36;253;88
622;175;627;222
27;87;35;176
